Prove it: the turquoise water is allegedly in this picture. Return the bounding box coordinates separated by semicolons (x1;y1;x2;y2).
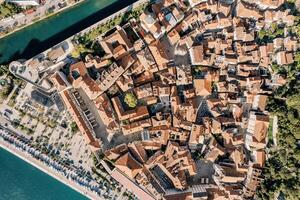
0;0;137;64
0;147;88;200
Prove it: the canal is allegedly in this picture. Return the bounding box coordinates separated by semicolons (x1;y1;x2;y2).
0;0;137;64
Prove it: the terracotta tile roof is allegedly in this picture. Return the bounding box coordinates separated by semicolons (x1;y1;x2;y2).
236;1;263;20
252;95;268;111
255;150;266;167
112;96;149;122
50;71;69;92
122;119;152;135
253;121;268;143
134;83;153;99
167;29;180;45
247;0;284;10
128;142;148;164
164;191;192;200
100;26;132;59
69;61;87;78
230;147;245;167
60;90;100;151
190;45;204;65
189;124;205;147
148;40;169;70
111;169;156;200
115;152;143;179
105;144;128;160
194;79;212;96
276;51;294;65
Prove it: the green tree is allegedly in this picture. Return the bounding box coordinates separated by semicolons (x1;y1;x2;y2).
0;81;13;100
70;122;78;133
0;65;8;76
287;93;300;113
256;68;300;199
124;93;137;108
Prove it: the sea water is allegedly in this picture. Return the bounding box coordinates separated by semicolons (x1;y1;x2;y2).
0;147;87;200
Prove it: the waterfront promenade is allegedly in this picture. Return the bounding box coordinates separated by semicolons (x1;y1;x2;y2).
0;129;104;200
0;0;85;39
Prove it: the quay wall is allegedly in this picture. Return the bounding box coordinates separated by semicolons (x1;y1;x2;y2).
0;135;103;200
75;0;149;36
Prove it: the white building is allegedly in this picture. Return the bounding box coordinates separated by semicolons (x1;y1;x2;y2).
6;0;40;6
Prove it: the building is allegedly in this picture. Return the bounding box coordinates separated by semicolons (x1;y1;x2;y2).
246;112;269;150
60;90;101;151
68;61;102;100
106;141;197;199
194;79;212;96
100;26;133;59
6;0;39;6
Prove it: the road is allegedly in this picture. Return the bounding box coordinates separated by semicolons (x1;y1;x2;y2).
0;0;83;36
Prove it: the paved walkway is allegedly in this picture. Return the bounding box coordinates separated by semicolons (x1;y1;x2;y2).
272;116;278;146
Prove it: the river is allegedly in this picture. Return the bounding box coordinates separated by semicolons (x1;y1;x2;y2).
0;0;137;64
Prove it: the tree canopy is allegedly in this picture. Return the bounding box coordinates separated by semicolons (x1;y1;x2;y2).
256;56;300;200
124;93;137;108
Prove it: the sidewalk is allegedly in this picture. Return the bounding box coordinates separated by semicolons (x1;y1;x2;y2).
0;134;103;200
